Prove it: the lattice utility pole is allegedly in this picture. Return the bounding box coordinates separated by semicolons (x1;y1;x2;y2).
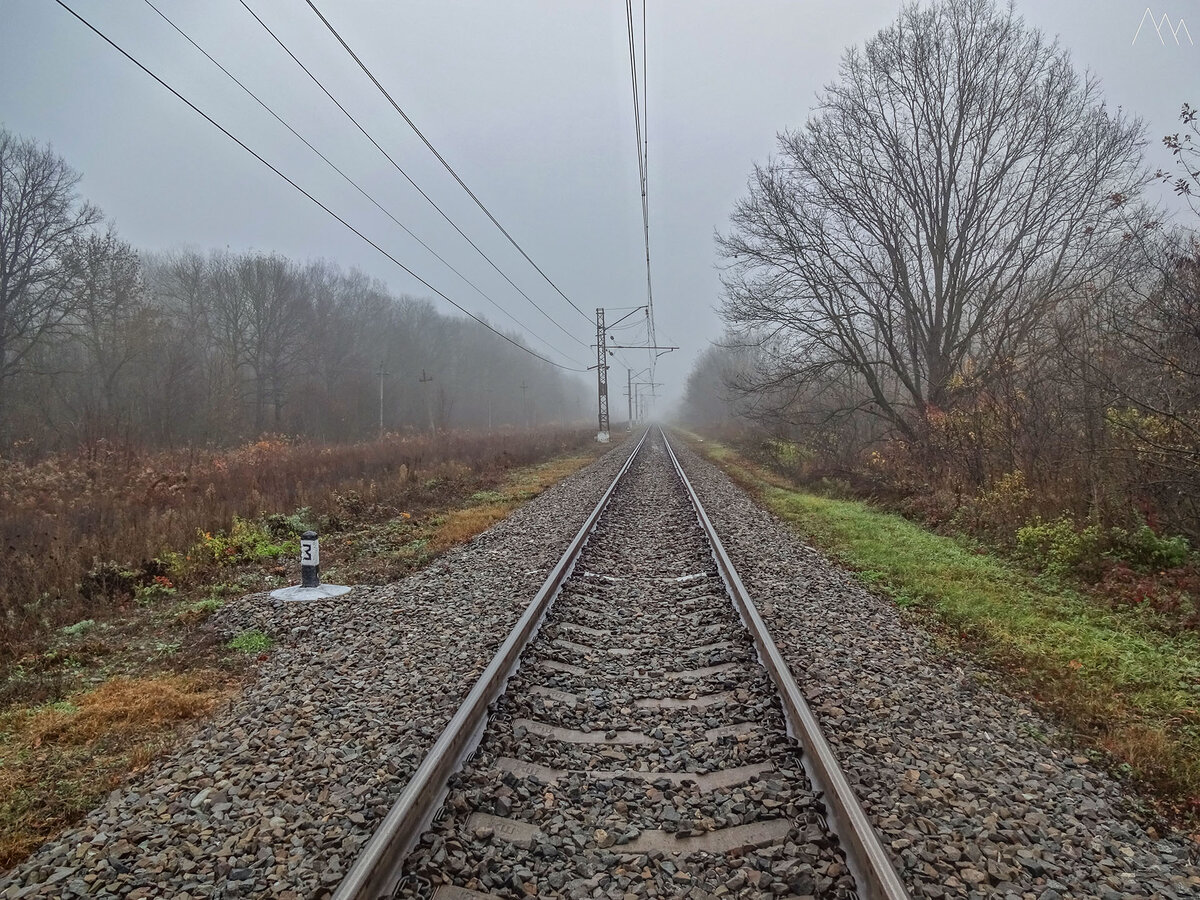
595;308;610;438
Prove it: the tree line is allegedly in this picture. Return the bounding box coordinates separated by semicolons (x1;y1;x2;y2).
685;0;1200;542
0;128;590;454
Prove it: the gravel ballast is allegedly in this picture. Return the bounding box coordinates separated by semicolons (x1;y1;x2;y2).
0;440;638;900
670;437;1200;900
400;434;850;900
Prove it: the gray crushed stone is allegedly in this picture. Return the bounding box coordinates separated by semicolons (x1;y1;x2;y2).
670;436;1200;900
399;434;850;900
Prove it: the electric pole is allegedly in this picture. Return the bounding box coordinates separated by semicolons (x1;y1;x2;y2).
627;368;633;428
419;369;435;433
520;380;529;429
377;362;390;438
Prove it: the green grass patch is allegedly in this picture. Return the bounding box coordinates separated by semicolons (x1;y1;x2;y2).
686;434;1200;819
468;490;507;504
58;619;96;639
227;630;273;654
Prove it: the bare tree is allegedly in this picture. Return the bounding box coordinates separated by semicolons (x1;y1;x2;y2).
58;228;147;442
237;253;307;431
719;0;1147;444
0;128;101;440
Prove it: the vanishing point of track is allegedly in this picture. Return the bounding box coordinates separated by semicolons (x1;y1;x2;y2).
334;428;911;900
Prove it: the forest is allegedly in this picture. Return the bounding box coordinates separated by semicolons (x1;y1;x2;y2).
0;126;590;455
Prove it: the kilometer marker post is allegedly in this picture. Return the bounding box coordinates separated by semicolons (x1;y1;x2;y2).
300;530;320;587
270;529;351;602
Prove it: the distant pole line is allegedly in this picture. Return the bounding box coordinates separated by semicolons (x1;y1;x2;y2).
52;0;586;373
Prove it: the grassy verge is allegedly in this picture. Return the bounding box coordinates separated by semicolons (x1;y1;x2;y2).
0;435;609;869
682;432;1200;824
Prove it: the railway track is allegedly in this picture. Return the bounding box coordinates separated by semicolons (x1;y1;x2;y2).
334;429;910;900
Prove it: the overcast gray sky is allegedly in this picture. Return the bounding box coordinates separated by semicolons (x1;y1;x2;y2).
2;1;1197;411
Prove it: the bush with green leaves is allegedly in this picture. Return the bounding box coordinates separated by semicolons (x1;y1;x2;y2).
1015;517;1105;578
264;507;314;542
133;579;177;605
195;517;296;566
1110;524;1190;570
1017;516;1191;579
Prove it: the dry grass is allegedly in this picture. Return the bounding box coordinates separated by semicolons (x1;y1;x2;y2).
431;505;518;552
0;671;235;868
23;675;226;745
0;427;594;667
428;455;594;553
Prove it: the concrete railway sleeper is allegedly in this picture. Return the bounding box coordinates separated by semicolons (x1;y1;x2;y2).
334;429;909;900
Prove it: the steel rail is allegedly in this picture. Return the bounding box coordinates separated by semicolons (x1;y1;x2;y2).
333;428;651;900
662;429;912;900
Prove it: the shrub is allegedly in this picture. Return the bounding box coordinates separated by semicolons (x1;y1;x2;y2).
951;470;1034;542
175;598;222;626
763;438;812;470
194;518;294;567
263;508;313;542
1110;525;1190;570
469;490;506;504
133;577;177;605
1016;517;1106;578
78;562;138;603
1017;516;1192;581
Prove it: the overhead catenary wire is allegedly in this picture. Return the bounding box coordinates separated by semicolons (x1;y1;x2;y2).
302;0;593;326
52;0;586;374
236;0;589;353
138;0;587;372
624;0;658;374
642;0;655;352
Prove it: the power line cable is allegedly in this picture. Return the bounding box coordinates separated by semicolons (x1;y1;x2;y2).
237;0;589;351
138;0;586;370
52;0;586;374
302;0;593;324
624;0;657;372
641;0;656;357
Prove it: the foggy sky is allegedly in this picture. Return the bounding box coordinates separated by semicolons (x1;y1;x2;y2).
1;1;1197;413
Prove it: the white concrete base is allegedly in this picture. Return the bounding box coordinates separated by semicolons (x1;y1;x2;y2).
269;584;352;602
596;431;611;443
